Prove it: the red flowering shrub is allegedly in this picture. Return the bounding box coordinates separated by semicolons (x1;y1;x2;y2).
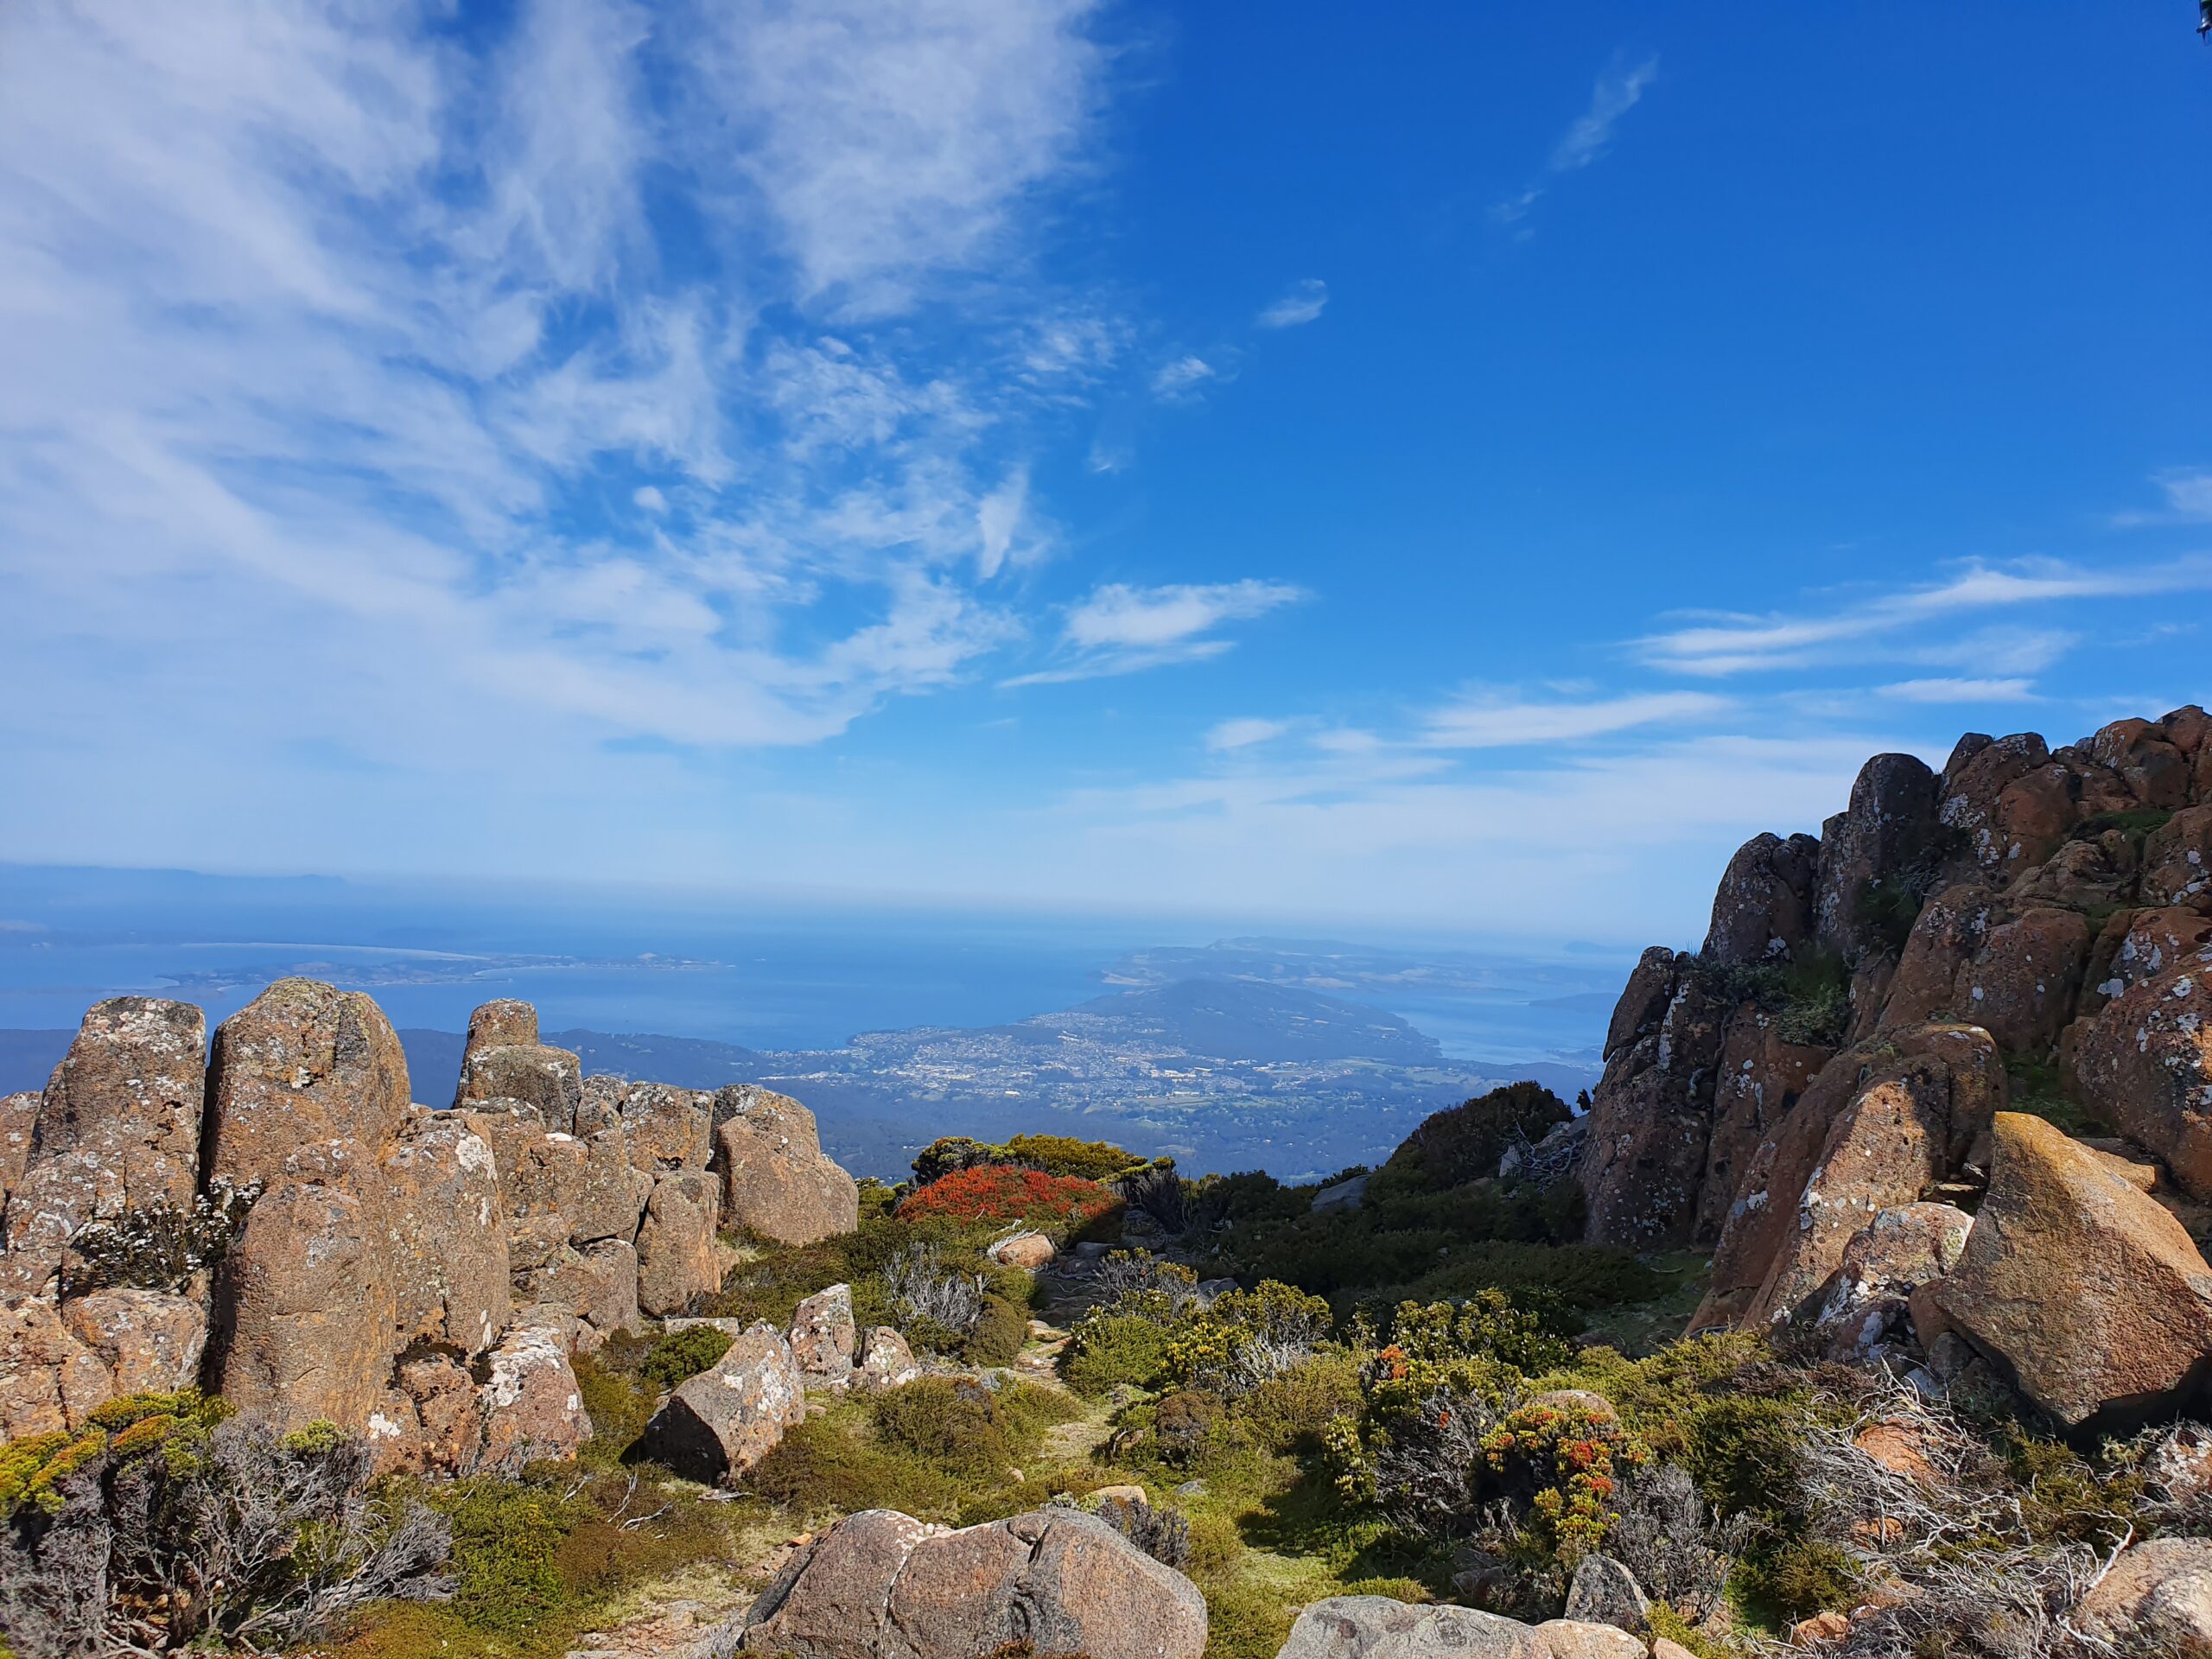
899;1165;1121;1231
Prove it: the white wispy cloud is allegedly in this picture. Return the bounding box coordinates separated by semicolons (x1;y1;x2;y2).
2113;466;2212;527
1004;579;1305;685
1206;717;1289;752
1150;355;1218;399
0;0;1119;792
1632;556;2212;677
1877;677;2039;704
1494;55;1658;228
1256;279;1328;329
1419;690;1731;748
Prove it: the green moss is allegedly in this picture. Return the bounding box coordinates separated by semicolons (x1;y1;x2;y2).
2004;1052;2094;1135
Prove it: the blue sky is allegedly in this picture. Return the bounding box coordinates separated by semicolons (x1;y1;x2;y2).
1;2;2207;941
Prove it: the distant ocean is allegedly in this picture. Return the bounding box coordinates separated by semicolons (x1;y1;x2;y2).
0;864;1624;1073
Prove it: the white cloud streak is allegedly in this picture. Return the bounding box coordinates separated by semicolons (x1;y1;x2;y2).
1256;278;1328;329
1419;690;1731;748
1205;717;1288;752
1633;557;2212;677
1004;580;1306;685
1494;55;1658;228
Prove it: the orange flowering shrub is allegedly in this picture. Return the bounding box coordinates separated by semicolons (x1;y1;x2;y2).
898;1164;1120;1230
1479;1397;1650;1563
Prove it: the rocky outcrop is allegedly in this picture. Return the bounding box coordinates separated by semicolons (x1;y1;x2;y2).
1921;1113;2212;1430
1576;950;1729;1249
381;1111;511;1356
1692;1025;2001;1332
60;1288;206;1395
1580;708;2212;1336
2075;943;2212;1198
0;979;861;1480
714;1085;861;1246
454;1040;584;1127
637;1321;808;1484
30;998;205;1211
208;1178;399;1435
738;1505;1208;1659
1704;832;1821;963
473;1319;593;1473
636;1168;721;1317
1810;752;1941;961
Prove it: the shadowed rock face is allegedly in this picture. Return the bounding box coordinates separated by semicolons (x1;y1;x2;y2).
739;1505;1210;1659
637;1321;807;1484
1580;707;2212;1337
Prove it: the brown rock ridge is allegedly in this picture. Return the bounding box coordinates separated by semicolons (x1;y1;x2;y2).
0;982;862;1476
1575;705;2212;1339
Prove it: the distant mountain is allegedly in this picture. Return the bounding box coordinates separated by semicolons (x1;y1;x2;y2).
4;969;1604;1184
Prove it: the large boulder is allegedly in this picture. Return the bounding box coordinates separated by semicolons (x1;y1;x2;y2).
30;997;206;1211
789;1282;857;1387
0;1296;112;1436
1703;832;1820;964
454;1042;583;1126
60;1287;206;1394
2145;805;2212;912
1274;1595;1620;1659
512;1238;639;1348
1881;888;2091;1054
1693;1026;1999;1332
1805;1201;1973;1357
203;979;410;1189
474;1318;592;1473
638;1320;807;1483
2076;947;2212;1198
739;1505;1208;1659
614;1080;715;1172
1938;732;2053;874
714;1086;860;1247
1742;1056;1952;1326
380;1113;511;1356
2072;1536;2212;1656
1924;1113;2212;1430
1811;753;1941;961
207;1179;399;1434
636;1168;721;1317
467;998;540;1051
854;1326;921;1394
